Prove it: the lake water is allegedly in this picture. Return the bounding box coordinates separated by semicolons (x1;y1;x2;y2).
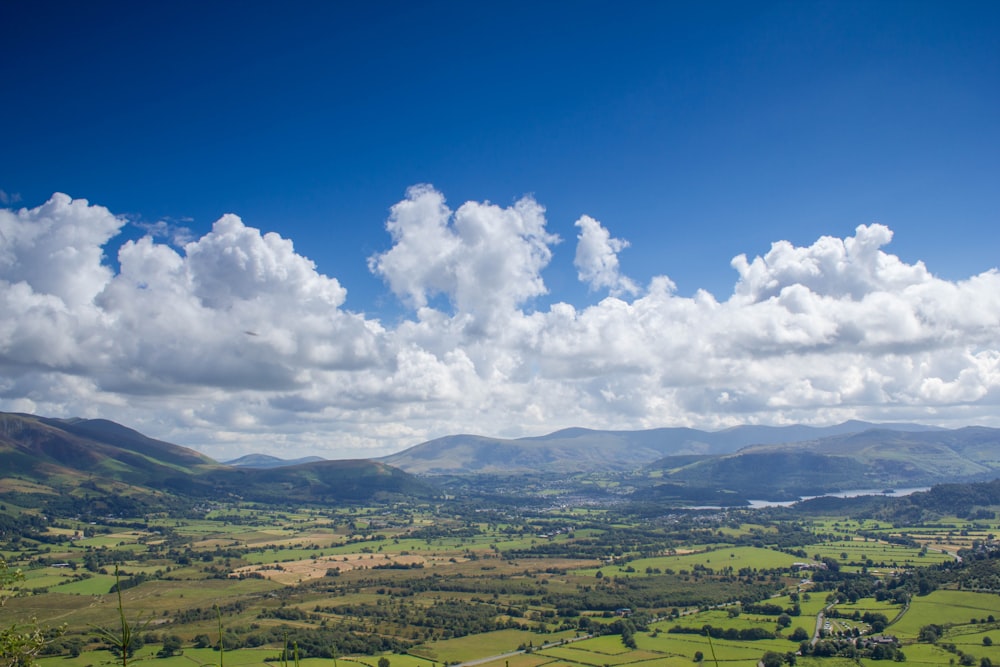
746;487;930;509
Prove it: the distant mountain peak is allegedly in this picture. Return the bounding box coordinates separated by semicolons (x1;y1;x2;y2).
0;411;434;505
224;453;326;469
380;420;955;475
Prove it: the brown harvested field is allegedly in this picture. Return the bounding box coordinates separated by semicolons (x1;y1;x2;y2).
231;552;427;584
193;531;335;549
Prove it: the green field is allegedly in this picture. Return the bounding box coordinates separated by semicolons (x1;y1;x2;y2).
38;646;278;667
5;484;1000;667
409;629;573;663
890;589;1000;637
808;538;953;571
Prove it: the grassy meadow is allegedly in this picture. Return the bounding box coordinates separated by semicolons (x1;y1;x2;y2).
4;494;1000;667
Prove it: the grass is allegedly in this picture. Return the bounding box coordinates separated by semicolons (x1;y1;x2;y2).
830;597;902;620
633;545;805;574
807;538;954;571
9;501;997;667
461;654;553;667
575;545;805;578
342;655;437;667
408;629;571;664
890;589;1000;637
795;659;874;667
0;577;280;633
637;628;794;663
539;644;662;665
899;642;976;666
639;609;801;664
50;573;118;595
789;594;825;619
37;646;275;667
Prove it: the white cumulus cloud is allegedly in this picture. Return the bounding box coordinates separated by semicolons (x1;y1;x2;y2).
573;214;639;296
2;189;999;460
368;185;559;331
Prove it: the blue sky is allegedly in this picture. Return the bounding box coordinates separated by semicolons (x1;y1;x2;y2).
1;2;998;459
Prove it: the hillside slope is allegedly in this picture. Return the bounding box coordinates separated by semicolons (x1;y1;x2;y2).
656;427;1000;500
0;412;217;487
381;421;939;474
224;453;326;468
0;412;436;508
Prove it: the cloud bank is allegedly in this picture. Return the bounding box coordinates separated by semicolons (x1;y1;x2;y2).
2;188;999;459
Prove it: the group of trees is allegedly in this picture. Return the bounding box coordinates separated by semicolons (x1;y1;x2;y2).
669;624;776;641
4;478;1000;667
1;557;48;667
760;650;797;666
797;636;905;662
920;623;996;667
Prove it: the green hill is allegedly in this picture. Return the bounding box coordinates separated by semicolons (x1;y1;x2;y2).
199;459;437;503
654;427;1000;500
380;421;937;474
0;412;217;486
0;412;437;510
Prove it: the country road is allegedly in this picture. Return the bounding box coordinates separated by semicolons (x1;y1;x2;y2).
453;633;594;667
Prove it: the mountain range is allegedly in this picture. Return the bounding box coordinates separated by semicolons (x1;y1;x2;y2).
0;412;434;509
378;420;940;474
224;453;327;468
2;411;998;507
